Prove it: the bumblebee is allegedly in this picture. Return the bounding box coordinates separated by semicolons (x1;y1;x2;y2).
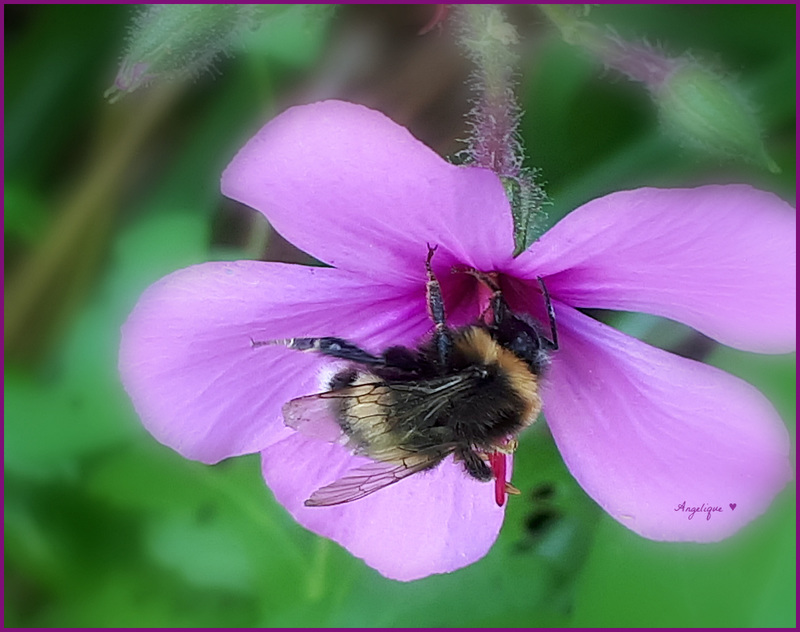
253;246;558;507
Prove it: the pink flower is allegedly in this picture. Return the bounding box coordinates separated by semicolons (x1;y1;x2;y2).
119;100;795;582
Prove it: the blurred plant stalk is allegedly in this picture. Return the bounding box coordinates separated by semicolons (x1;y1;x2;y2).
457;4;547;256
4;84;182;361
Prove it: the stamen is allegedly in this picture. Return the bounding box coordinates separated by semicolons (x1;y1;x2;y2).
452;266;501;324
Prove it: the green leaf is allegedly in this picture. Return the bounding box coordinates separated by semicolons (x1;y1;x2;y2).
146;514;256;593
86;445;311;599
5;5;126;182
237;4;335;69
113;210;210;298
4;366;133;481
504;175;549;256
33;570;259;627
4;181;49;244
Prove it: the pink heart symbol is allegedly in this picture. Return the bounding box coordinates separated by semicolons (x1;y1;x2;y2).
729;503;737;511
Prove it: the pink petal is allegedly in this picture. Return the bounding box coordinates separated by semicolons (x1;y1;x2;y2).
514;186;796;353
119;261;428;463
260;432;505;581
221;100;514;284
543;304;791;542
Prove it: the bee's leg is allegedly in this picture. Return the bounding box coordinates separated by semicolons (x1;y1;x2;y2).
425;244;453;367
457;446;493;482
251;336;384;366
537;276;559;351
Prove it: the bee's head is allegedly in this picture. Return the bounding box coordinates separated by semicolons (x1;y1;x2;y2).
493;313;550;373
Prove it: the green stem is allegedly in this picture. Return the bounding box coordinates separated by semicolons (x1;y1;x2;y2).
458;5;523;177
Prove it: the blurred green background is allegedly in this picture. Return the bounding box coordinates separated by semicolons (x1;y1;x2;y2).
4;4;795;627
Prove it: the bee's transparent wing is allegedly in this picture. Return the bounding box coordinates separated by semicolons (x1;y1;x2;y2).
305;451;448;507
283;379;401;446
284;378;467;506
282;392;349;444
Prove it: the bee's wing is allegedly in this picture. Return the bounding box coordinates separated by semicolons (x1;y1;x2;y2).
285;375;472;506
282;380;389;446
284;374;475;450
282;392;349;444
305;451;449;507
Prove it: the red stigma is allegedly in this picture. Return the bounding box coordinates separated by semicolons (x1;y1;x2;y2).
489;452;507;507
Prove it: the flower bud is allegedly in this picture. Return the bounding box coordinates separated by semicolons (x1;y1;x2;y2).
539;5;779;173
106;4;288;102
655;64;779;173
457;6;549;256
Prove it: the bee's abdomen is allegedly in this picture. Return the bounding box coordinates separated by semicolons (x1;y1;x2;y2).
331;371;403;454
